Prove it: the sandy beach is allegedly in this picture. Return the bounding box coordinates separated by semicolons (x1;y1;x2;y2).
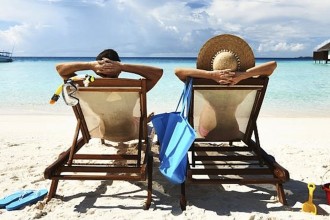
0;114;330;219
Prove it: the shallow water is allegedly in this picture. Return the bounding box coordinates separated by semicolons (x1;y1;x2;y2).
0;57;329;117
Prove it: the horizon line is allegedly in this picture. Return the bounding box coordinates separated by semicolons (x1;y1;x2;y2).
11;56;313;59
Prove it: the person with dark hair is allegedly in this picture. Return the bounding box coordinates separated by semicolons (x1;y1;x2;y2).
95;49;121;62
56;49;163;91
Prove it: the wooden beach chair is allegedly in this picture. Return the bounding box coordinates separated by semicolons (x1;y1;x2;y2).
44;78;153;209
179;76;290;210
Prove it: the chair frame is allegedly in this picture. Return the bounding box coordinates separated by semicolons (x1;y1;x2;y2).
180;77;290;210
44;78;153;209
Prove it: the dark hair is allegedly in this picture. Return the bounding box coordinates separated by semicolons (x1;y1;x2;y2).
96;49;121;61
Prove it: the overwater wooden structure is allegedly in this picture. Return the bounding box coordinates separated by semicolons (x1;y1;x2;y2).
313;42;330;64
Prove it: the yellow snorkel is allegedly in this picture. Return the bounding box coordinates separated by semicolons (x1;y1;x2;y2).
49;84;63;104
49;74;95;105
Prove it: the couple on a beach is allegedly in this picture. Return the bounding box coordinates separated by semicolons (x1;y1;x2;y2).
55;34;277;140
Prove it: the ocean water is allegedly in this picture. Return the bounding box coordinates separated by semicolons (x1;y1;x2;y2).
0;57;329;117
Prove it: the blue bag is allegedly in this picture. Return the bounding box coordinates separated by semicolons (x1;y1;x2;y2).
152;78;196;184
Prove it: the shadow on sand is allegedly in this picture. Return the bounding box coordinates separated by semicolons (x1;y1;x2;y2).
52;149;329;217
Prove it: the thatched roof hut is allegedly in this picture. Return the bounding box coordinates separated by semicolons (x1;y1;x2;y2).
313;42;330;63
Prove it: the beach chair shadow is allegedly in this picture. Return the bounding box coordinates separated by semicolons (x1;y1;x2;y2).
180;77;290;210
44;78;153;209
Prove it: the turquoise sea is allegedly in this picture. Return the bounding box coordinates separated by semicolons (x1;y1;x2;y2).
0;57;329;117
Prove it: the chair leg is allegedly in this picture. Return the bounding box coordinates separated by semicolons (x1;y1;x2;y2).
180;182;187;211
46;179;59;203
144;153;153;210
276;183;288;205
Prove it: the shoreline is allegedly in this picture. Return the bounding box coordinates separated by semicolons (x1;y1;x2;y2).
0;105;329;118
0;110;329;119
0;115;329;219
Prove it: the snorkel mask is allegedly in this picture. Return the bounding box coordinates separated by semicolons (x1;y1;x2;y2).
49;74;95;106
62;79;79;106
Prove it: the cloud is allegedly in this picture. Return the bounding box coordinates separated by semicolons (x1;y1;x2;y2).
0;23;30;45
258;41;305;52
0;0;330;57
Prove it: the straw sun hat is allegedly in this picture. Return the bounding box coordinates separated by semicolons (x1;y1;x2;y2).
197;34;255;71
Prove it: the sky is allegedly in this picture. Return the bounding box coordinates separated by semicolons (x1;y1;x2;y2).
0;0;330;58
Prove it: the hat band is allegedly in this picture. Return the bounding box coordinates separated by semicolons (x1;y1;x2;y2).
211;50;241;71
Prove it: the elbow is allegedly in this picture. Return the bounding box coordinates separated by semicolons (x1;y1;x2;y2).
154;68;163;82
55;63;65;77
55;63;69;80
270;61;277;73
174;68;185;81
174;68;181;77
146;68;163;92
154;67;163;78
271;61;277;68
261;61;277;76
158;68;164;78
55;63;63;73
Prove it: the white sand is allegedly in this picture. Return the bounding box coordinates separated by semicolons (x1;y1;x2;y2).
0;115;330;219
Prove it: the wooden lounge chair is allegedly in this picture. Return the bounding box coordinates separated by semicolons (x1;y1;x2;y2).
179;76;290;210
44;78;153;209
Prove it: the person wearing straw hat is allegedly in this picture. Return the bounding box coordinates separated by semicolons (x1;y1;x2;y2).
175;34;276;85
175;34;277;140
